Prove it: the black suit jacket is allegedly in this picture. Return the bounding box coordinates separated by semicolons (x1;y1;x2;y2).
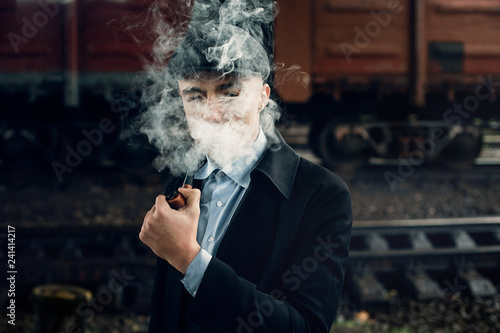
148;134;353;332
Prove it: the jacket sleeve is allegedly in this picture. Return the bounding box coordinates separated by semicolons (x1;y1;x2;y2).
186;175;353;332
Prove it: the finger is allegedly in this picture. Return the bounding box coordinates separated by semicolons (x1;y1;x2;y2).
140;212;149;242
155;194;171;211
142;210;151;228
178;187;201;207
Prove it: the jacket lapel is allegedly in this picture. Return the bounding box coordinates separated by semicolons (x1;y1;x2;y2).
214;133;300;278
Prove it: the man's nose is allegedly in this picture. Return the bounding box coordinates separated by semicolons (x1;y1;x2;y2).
201;99;225;122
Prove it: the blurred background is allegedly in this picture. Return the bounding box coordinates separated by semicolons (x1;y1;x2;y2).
1;0;500;332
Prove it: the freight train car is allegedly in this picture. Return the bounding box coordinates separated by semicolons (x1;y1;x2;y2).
1;0;500;179
0;0;192;180
274;0;500;169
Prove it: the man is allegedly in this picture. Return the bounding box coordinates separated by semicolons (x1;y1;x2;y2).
139;22;352;332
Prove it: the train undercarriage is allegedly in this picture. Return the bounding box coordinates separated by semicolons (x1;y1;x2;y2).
310;119;487;171
303;87;500;171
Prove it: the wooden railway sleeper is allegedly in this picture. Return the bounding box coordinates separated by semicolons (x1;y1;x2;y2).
454;257;497;298
408;230;434;250
349;261;388;304
364;232;390;251
403;263;444;301
451;229;477;249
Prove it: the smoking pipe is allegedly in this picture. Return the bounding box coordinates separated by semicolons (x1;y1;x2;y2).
166;174;194;209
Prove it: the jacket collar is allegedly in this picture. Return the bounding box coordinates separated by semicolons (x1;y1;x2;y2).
253;130;300;200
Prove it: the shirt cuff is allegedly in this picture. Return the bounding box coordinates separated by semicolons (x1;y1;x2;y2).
181;248;212;297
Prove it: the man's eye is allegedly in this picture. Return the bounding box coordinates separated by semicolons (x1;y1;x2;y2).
187;95;203;102
224;91;240;97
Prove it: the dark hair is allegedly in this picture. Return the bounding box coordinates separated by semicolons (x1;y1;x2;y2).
167;23;271;81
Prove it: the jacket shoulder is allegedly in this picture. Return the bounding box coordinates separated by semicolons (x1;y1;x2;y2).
295;157;350;195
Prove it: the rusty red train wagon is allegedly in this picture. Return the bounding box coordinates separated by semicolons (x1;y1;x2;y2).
275;0;500;168
0;0;188;176
1;0;500;175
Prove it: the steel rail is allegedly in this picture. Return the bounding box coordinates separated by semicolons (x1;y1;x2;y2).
353;216;500;228
350;245;500;258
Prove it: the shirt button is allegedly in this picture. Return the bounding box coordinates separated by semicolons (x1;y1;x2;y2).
208;236;214;243
217;200;223;207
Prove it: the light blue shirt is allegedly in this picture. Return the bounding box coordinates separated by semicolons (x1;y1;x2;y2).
181;128;268;297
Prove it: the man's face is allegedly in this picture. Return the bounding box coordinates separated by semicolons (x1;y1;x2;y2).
178;72;270;166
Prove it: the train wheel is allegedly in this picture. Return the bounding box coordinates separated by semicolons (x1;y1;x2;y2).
307;95;342;159
317;119;369;170
439;127;483;171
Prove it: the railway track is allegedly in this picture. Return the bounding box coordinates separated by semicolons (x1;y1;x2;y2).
348;217;500;305
1;216;499;313
335;163;500;186
0;226;157;314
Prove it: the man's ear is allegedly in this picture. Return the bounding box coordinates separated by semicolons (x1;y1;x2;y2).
258;83;271;112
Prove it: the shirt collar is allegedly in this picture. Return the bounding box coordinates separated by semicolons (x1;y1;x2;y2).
194;128;268;189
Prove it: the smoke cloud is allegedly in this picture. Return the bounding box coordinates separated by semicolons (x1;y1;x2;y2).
136;0;280;176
